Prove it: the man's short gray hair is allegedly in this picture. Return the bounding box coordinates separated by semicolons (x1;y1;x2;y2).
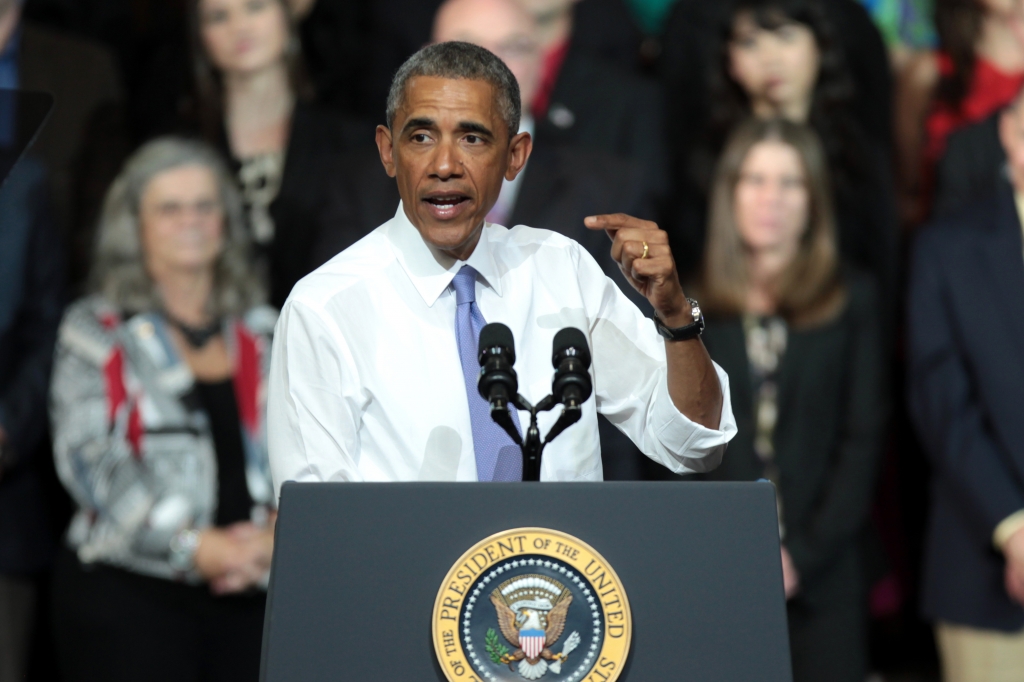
386;41;521;138
91;137;264;317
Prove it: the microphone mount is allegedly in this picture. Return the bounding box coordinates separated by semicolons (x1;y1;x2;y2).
487;391;583;483
478;325;592;482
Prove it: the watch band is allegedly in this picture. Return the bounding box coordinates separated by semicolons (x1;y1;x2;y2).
653;298;705;341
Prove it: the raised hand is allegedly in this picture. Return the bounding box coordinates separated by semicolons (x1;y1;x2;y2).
584;213;723;430
584;214;691;326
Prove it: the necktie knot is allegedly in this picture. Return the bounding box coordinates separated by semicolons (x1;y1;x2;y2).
452;265;478;306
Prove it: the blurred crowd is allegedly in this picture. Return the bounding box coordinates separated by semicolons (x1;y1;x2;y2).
2;0;1024;681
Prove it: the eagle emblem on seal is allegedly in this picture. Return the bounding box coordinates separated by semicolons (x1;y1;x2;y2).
487;574;582;680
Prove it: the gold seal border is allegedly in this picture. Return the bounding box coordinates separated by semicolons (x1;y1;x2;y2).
432;527;632;682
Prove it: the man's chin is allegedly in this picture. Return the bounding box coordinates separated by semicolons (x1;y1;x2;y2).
414;216;485;259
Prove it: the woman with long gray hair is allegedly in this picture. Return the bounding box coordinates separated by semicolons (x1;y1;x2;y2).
50;137;277;682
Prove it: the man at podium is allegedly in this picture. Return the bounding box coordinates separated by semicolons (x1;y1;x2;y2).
267;41;736;491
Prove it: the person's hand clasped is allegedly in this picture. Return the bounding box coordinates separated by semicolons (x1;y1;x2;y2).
1004;526;1024;606
194;516;276;595
584;214;691;326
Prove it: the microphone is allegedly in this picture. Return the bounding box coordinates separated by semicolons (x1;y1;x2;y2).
477;323;518;410
551;328;592;408
478;323;523;448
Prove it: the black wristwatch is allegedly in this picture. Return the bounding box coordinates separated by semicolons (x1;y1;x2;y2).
653;298;705;341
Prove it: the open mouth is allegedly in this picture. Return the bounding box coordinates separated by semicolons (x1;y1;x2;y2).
422;193;472;220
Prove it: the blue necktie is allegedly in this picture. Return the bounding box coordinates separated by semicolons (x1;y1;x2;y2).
452;265;523;481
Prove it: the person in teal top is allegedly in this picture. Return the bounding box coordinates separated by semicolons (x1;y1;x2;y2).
859;0;936;49
624;0;678;33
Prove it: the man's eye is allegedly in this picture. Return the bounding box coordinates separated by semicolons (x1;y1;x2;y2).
411;133;430;143
465;135;481;144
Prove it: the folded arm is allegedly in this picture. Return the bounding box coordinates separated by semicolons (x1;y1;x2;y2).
585;213;723;429
576;233;736;476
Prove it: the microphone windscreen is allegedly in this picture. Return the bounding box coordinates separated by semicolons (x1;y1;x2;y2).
552;327;591;368
479;323;516;360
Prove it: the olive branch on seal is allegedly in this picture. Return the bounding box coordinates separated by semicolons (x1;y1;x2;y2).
485;628;509;664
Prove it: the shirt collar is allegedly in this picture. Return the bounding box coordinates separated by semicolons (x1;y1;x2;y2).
384;201;503;307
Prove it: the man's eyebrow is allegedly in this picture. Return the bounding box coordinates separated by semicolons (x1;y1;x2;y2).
457;121;494;137
401;117;436;134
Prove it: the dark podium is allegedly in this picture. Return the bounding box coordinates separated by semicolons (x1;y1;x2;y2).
260;481;792;682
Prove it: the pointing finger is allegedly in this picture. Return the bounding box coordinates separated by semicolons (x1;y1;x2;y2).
585;213;659;233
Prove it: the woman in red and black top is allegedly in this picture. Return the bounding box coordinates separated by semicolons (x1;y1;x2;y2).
50;137;277;682
897;0;1024;220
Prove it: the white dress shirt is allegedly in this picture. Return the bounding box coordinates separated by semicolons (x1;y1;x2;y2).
267;204;737;495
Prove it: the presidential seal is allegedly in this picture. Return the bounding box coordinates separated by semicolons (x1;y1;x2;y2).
433;528;631;682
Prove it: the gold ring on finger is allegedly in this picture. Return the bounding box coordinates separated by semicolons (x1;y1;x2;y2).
641;241;649;259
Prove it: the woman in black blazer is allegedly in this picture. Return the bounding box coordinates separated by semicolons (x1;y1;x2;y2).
692;118;887;682
181;0;372;307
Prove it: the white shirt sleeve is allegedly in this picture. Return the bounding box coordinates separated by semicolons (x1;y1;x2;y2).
267;299;366;499
574;243;737;475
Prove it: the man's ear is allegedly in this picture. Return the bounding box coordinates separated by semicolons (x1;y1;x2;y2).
376;125;398;178
505;131;533;182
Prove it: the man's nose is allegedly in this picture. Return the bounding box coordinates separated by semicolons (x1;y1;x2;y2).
428;140;464;179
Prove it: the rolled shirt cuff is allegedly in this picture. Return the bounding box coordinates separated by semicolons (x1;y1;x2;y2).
648;360;737;471
994;510;1024;552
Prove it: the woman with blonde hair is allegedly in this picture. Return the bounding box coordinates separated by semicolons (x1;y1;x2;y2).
50;137;277;682
694;117;887;682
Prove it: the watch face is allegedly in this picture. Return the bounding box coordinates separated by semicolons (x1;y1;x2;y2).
687;299;702;322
